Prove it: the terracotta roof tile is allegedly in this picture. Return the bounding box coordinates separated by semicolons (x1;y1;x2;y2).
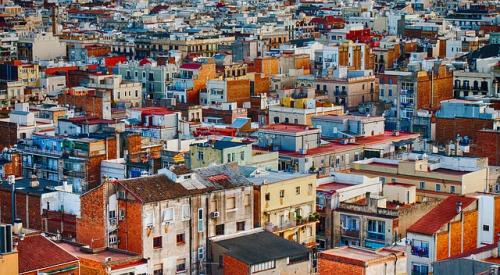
407;196;476;235
17;234;79;274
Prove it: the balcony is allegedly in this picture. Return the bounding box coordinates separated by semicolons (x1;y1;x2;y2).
367;231;385;241
63;168;86;178
411;246;429;258
341;228;360;238
264;217;318;233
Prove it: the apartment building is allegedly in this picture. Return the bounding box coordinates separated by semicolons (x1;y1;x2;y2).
210;229;312;275
247;172;317;247
76;163;254;275
166;63;216;104
58;87;112;120
117;59;178;100
87;74;143;108
188;140;278;171
126;106;181;140
318;246;407;275
435;99;500;144
17;32;66;62
18;133;118;192
406;196;479;274
268;99;344;126
312;114;385;139
205;78;251;108
350;154;489;198
314;41;372;75
314;68;378;111
333;185;440;250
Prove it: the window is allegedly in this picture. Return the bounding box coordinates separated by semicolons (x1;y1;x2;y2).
176;259;186;272
237;221;245;231
367;220;385;241
296;186;301;195
244;194;251;207
274;117;279;123
197;151;204;160
176;233;185;245
435;184;441;192
153;236;162;249
181;204;190;220
153;264;163;275
251;260;275;273
411;240;429;258
419;181;425;189
340;215;359;232
391;178;396;183
308;183;313;195
198;247;205;260
227;197;236;210
227;153;231;162
380;177;386;184
162;208;174;223
388;89;393;96
280;190;285;198
197;208;204;232
119;209;125;220
265;193;270;201
450;186;456;194
215;224;225;235
483;225;490;231
412;263;429;275
240;151;245;161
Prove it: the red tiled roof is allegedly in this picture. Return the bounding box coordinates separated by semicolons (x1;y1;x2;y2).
17;234;79;274
407;196;477;235
180;63;202;70
138;58;152;66
317;182;352;194
279;141;360;157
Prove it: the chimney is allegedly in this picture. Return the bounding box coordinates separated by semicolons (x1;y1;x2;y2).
30;173;39;188
12;218;23;235
456;201;462;214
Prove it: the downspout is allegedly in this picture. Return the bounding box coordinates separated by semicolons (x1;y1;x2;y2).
189;196;193;275
205;195;210;275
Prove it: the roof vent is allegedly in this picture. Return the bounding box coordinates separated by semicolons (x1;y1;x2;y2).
456;201;462;214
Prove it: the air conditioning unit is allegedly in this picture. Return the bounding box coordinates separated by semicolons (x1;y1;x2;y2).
210;211;220;219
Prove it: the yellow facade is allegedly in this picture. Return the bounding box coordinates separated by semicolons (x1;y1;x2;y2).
0;252;19;275
18;64;40;87
255;174;317;247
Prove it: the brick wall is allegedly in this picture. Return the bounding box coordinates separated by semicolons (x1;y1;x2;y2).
117;199;143;254
43;210;77;239
471;130;500;166
0;191;41;230
58;93;105;119
252;73;270;95
416;66;453;111
0;121;18;150
435;117;493;144
495;197;500;241
223;255;248;275
227;79;250;108
463;210;478;252
436;231;449;261
449;221;462;257
76;183;107;250
318;253;365;275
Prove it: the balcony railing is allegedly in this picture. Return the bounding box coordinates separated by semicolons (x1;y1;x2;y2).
63;169;86;178
367;231;385;241
411;246;429;258
341;228;360;238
